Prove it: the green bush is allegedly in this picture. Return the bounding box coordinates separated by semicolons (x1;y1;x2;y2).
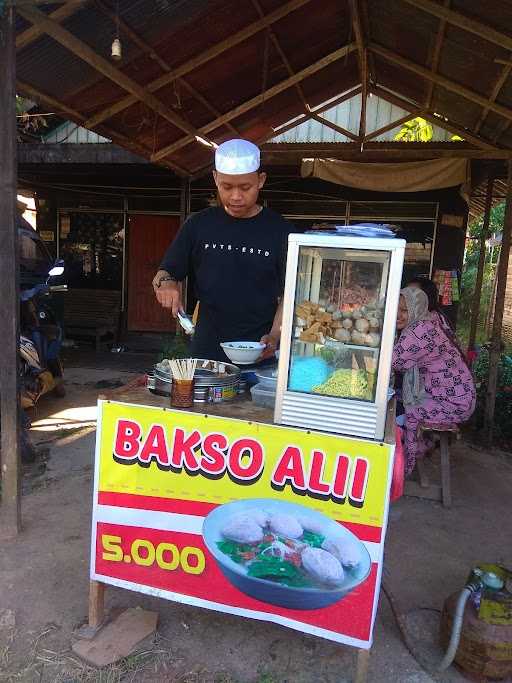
473;347;512;439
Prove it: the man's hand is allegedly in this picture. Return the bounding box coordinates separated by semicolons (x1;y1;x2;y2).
259;331;280;360
152;270;182;317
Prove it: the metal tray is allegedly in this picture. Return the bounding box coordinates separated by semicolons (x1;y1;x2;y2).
151;358;240;400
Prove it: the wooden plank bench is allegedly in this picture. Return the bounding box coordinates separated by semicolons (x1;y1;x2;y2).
405;422;460;508
63;288;121;351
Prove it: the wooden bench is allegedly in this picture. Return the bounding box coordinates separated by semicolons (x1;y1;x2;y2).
405;422;460;508
63;289;121;351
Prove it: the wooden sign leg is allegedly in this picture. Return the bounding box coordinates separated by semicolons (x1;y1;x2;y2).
76;580;106;640
89;580;105;628
354;648;370;683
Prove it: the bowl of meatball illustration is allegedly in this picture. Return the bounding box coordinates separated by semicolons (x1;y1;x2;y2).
202;498;371;610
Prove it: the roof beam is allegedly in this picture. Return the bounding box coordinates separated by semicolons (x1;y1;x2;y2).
250;0;309;111
264;114;311;141
311;86;362;115
350;0;367;140
262;86;362;142
424;0;449;109
84;0;314;129
403;0;512;53
475;61;512;134
359;0;377;86
93;0;239;137
370;84;499;150
310;113;359;141
17;5;211;146
152;42;357;162
260;141;512;161
369;42;512;125
493;120;511;144
16;1;85;50
16;79;188;176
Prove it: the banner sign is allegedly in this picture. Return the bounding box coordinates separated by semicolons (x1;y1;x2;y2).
91;400;394;648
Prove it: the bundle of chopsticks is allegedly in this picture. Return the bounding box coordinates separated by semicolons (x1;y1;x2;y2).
169;357;197;381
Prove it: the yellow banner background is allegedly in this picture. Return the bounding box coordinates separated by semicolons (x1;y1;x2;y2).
98;401;393;528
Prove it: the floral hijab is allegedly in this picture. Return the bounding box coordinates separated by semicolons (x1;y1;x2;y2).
400;286;432;329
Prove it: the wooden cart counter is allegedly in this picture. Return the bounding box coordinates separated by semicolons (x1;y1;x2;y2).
99;377;274;424
99;375;395;444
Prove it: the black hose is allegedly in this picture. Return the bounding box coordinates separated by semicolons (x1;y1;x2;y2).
381;578;449;681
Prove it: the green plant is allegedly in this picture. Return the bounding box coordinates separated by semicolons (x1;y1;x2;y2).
458;202;505;346
158;333;191;362
394;116;465;143
473;347;512;440
394;117;433;142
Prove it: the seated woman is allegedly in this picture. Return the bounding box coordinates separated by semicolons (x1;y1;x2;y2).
393;286;476;476
395;277;451;421
408;276;454;334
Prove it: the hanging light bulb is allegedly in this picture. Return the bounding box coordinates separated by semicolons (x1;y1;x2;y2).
111;0;122;61
111;37;122;61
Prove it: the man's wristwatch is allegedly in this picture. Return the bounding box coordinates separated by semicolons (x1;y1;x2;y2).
155;275;179;288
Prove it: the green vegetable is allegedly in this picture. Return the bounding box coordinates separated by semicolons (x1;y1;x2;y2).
302;530;325;548
217;540;253;564
313;368;372;400
248;557;310;587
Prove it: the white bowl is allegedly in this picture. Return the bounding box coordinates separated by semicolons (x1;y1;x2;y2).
220;341;265;365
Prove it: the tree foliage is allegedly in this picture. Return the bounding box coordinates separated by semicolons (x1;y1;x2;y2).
394;117;465;143
394;117;433;142
459;202;505;342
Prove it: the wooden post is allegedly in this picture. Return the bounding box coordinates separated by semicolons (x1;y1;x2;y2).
485;160;512;443
468;175;493;352
88;580;105;629
485;266;498;336
0;3;21;539
354;648;370;683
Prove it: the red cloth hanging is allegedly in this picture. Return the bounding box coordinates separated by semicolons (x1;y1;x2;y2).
390;426;405;502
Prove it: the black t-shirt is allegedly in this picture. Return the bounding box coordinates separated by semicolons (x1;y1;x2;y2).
160;206;293;361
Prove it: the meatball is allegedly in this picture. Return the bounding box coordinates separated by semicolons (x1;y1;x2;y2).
301;547;344;585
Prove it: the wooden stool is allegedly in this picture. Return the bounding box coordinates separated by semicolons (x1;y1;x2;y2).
406;422;460;508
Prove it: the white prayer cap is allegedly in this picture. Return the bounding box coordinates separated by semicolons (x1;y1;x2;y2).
215;138;260;175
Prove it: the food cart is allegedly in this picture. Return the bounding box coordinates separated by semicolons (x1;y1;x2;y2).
87;231;405;682
276;233;405;440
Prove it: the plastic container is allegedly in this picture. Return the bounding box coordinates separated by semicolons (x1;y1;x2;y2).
255;366;278;390
250;383;276;409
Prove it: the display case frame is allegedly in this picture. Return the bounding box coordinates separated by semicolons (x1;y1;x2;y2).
274;234;405;441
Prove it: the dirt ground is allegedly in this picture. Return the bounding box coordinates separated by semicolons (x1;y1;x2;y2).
1;351;512;683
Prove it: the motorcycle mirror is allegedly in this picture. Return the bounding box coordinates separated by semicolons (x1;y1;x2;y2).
48;258;65;278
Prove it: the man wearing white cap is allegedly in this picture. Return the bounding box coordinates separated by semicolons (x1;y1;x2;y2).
152;139;292;362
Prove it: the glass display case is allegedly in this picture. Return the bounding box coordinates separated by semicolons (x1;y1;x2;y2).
275;233;405;440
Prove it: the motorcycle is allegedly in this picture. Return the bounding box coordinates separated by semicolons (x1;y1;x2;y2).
19;218;66;408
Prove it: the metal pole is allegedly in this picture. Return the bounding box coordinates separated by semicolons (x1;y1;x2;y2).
485;160;512;443
468;175;493;353
0;3;21;538
179;177;191;226
180;178;191;313
485;259;498;337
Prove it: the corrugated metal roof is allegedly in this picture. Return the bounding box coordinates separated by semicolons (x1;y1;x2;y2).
271;93;452;143
14;0;512;175
43;121;110;144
